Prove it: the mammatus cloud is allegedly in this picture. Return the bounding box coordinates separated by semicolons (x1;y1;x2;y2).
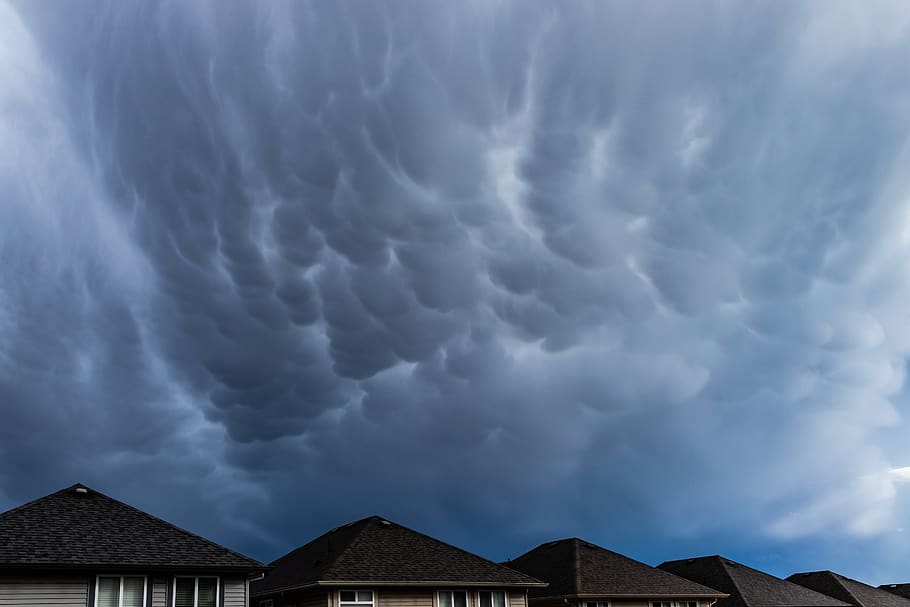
3;0;910;582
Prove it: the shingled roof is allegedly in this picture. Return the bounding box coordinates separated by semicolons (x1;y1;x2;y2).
252;515;546;596
0;483;264;572
504;538;727;599
788;571;910;607
658;557;850;607
880;586;910;601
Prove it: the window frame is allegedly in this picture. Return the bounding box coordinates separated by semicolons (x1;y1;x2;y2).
339;590;375;607
650;602;699;607
585;601;611;607
437;591;469;607
477;590;507;607
94;575;148;607
171;576;221;607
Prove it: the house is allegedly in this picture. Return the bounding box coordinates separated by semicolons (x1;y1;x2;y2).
250;515;546;607
788;571;910;607
503;537;728;607
0;483;266;607
879;586;910;601
658;556;850;607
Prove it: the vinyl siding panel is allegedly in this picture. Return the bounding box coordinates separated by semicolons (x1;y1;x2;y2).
151;577;168;607
223;578;247;607
0;581;88;606
379;591;434;607
508;592;526;607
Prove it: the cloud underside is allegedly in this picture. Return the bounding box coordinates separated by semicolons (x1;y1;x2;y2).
3;0;910;570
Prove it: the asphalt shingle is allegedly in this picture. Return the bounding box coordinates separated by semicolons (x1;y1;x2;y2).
0;483;264;571
659;557;850;607
788;571;910;607
505;538;727;599
252;515;545;596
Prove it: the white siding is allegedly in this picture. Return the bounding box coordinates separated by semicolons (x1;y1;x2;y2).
223;578;247;607
0;581;88;606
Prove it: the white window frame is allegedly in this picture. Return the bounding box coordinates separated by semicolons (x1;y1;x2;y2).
172;576;221;607
437;591;469;607
340;590;375;607
94;575;148;607
585;601;611;607
476;590;507;607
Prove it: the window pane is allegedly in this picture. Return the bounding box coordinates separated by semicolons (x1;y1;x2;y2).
480;593;491;607
175;578;196;607
492;592;505;607
357;592;373;603
439;592;452;607
198;578;217;607
98;577;120;607
454;593;466;607
122;577;144;607
341;592;357;603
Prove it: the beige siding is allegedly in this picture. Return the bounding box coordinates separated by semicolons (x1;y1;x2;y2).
378;590;434;607
611;601;649;607
0;581;88;606
508;593;526;607
223;578;247;607
151;577;168;607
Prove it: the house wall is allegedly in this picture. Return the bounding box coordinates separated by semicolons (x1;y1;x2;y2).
223;577;248;607
0;578;89;606
265;588;526;607
152;576;168;607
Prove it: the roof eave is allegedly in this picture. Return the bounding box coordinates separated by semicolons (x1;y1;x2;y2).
564;593;730;599
253;580;549;597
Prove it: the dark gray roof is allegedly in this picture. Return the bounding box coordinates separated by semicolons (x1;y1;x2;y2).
505;538;726;599
788;571;910;607
252;516;545;596
0;483;264;571
658;556;850;607
880;586;910;601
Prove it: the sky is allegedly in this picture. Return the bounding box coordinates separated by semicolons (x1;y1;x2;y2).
2;0;910;587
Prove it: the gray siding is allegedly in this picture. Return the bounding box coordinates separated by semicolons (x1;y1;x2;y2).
508;592;526;607
223;578;247;607
0;581;88;606
379;591;434;607
151;577;168;607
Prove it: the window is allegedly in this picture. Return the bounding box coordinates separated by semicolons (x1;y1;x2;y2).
478;591;506;607
96;576;147;607
340;590;374;607
586;602;610;607
173;577;219;607
438;592;468;607
651;602;698;607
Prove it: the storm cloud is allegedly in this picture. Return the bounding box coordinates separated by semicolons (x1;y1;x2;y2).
3;0;910;584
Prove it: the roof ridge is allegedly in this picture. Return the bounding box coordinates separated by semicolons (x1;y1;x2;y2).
54;484;264;568
826;571;862;606
717;556;753;607
0;483;84;520
318;517;383;577
399;516;544;583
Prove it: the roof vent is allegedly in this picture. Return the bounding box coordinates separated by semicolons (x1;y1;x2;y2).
379;519;391;526
74;487;88;494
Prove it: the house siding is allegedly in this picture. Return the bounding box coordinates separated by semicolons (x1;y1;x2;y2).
151;577;168;607
378;590;434;607
223;577;247;607
508;592;526;607
0;580;88;606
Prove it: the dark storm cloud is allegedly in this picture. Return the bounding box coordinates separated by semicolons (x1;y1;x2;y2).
4;0;910;583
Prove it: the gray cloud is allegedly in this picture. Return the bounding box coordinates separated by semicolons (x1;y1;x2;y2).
4;0;910;585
